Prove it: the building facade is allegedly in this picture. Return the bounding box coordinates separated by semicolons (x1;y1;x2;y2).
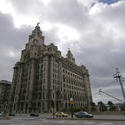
9;24;92;114
0;80;11;113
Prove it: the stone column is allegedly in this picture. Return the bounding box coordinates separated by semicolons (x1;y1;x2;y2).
15;64;23;113
28;59;35;113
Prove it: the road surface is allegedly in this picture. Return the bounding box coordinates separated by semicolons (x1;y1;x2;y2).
0;118;125;125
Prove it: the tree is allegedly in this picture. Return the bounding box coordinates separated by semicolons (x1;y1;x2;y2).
107;101;116;111
98;101;107;112
91;102;97;112
120;103;125;111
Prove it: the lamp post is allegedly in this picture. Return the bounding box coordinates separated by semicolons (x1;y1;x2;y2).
70;98;74;118
51;100;54;119
113;68;125;103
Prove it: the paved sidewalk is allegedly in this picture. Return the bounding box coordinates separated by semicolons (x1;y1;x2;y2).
94;115;125;120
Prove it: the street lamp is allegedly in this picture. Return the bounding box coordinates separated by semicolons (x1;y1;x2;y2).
51;100;54;119
70;98;74;118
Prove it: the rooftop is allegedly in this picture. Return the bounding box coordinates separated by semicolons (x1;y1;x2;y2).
0;80;11;84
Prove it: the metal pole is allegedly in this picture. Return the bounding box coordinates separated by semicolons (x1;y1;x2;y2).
70;98;74;118
51;100;54;119
114;68;125;102
118;76;125;101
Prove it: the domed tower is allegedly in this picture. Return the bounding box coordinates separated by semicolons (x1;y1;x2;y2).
66;49;75;63
28;23;44;46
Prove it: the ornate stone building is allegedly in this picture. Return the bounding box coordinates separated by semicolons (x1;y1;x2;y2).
9;24;92;114
0;80;11;113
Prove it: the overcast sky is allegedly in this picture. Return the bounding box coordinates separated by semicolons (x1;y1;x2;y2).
0;0;125;104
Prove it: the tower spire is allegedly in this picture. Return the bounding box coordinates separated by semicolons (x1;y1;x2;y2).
28;23;44;46
37;22;40;26
66;49;75;63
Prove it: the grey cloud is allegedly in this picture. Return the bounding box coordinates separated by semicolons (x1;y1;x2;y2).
44;28;60;45
10;0;90;30
101;1;125;22
0;13;32;80
10;0;44;16
0;13;32;49
45;0;86;27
